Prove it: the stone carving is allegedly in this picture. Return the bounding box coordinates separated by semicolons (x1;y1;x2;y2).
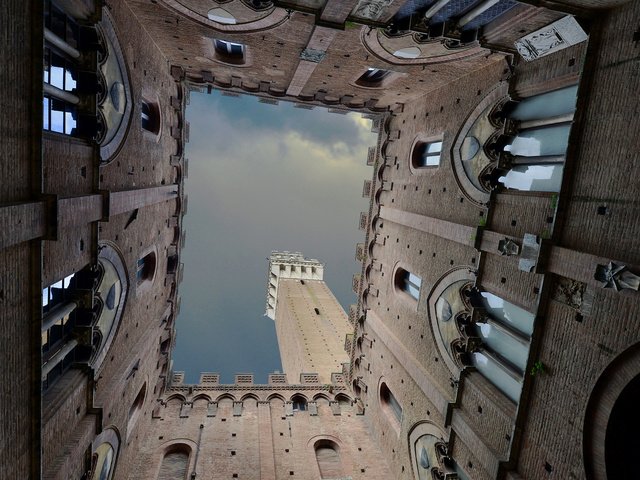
552;277;587;309
498;238;520;256
300;48;326;63
519;233;541;273
352;0;393;21
515;16;588;62
595;262;640;291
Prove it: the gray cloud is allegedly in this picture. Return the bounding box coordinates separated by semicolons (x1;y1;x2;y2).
172;90;377;384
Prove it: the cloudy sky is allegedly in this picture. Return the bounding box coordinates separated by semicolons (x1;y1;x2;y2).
172;90;377;383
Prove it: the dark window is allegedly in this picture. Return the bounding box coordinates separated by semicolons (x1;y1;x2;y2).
396;269;421;301
141;100;161;135
214;39;246;64
42;2;80;136
136;252;157;285
412;141;442;168
292;395;307;412
356;68;392;87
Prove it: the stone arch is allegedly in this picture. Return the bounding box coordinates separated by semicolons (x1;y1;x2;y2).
425;267;477;377
97;9;133;163
152;439;197;480
158;0;288;33
451;83;509;206
408;421;460;480
267;393;286;403
90;426;121;480
290;393;308;402
312;393;329;402
583;342;640;480
310;436;347;479
361;28;485;66
165;393;187;404
91;242;129;371
241;393;260;402
192;393;212;403
215;393;236;402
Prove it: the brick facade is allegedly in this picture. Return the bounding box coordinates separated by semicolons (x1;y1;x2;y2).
1;0;639;479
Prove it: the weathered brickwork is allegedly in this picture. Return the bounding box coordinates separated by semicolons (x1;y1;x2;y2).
2;0;640;478
129;385;393;480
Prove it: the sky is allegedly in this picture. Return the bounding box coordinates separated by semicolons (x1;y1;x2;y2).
172;90;378;384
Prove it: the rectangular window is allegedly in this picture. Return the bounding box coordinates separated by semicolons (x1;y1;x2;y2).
419;141;442;167
403;271;421;301
43;96;77;135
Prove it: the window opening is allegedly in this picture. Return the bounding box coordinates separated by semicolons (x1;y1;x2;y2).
136;252;157;285
42;1;80;136
380;382;402;430
127;382;146;439
413;140;442;168
141;100;160;135
356;68;393;87
397;269;421;301
91;443;115;480
292;395;307;412
214;39;246;64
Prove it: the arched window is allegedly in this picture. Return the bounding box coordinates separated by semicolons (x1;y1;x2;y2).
356;68;393;88
292;394;307;412
127;382;146;440
455;85;578;203
91;443;115;480
158;446;190;480
141;99;160;135
93;258;123;354
213;39;246;65
90;428;120;480
314;440;344;479
395;268;421;301
136;251;156;285
412;139;443;168
380;382;402;431
413;433;470;480
432;280;534;403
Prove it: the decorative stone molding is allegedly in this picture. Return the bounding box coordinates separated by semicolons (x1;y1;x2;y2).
594;262;640;291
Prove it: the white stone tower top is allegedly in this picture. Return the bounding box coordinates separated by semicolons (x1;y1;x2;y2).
265;251;324;320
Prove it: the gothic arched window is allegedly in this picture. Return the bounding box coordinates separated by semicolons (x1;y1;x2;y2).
454;85;578;204
432;279;535;403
